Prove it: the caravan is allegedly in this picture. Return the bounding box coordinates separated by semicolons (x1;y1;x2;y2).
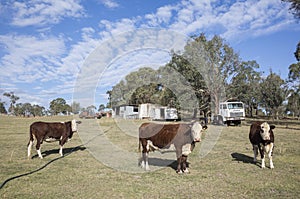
138;103;178;121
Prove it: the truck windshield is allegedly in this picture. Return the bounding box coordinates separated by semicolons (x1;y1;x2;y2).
227;103;243;109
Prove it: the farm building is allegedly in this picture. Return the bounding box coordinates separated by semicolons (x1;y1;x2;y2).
112;103;178;120
139;103;179;120
112;105;139;119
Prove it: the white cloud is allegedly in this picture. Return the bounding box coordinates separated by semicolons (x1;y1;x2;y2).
0;34;66;82
10;0;85;27
99;18;138;37
100;0;119;9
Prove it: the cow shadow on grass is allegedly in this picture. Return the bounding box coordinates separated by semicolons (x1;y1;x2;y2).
31;146;86;159
144;158;190;171
231;152;261;168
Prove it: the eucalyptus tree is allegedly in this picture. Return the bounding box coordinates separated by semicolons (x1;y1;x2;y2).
0;100;7;114
260;71;286;119
286;90;300;117
32;104;45;116
110;80;127;106
163;53;208;115
227;60;261;117
98;104;106;112
282;0;300;19
110;67;159;106
49;98;67;115
286;42;300;118
130;83;160;105
71;101;81;114
180;34;241;115
3;92;19;115
295;41;300;61
288;62;300;91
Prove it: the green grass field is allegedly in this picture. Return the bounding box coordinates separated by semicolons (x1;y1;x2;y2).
0;116;299;198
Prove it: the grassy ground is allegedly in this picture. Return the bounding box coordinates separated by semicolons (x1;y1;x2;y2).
0;116;299;198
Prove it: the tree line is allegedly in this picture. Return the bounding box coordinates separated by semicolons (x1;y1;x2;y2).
0;92;107;117
0;94;79;117
108;33;300;119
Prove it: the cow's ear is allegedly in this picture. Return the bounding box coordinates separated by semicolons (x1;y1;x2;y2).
270;125;275;130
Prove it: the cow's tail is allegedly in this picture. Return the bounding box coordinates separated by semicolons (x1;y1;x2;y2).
138;139;141;153
27;125;34;146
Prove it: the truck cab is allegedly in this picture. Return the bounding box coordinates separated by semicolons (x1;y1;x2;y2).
218;101;245;126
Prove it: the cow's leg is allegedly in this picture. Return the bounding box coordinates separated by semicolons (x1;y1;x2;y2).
176;147;183;173
140;140;150;170
36;139;43;159
27;140;33;159
59;145;63;156
59;138;68;157
181;155;189;173
267;143;274;169
259;145;265;168
142;152;150;171
252;144;258;163
176;156;183;174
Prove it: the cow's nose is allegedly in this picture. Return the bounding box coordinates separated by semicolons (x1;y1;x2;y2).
194;138;201;142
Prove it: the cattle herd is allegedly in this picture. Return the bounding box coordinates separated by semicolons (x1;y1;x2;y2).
27;119;276;173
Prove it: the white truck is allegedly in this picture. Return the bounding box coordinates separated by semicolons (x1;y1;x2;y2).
217;101;245;126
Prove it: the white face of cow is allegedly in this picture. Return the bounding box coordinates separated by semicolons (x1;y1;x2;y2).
71;119;78;132
260;122;271;140
191;122;202;142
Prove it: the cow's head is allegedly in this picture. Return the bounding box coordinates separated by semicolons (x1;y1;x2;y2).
191;122;207;142
259;122;275;140
71;119;78;132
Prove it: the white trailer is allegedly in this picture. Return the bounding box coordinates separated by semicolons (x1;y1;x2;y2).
218;101;245;126
112;105;139;119
139;103;178;121
152;107;178;121
138;103;157;119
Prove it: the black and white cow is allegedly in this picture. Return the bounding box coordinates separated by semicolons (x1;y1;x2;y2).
27;119;79;159
249;121;275;169
139;121;207;173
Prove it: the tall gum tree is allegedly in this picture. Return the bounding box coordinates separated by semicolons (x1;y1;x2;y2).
181;34;240;115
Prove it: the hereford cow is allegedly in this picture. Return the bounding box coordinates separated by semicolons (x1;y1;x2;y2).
249;121;275;169
27;119;79;159
139;121;207;173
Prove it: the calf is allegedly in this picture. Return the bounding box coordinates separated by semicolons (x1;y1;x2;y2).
249;121;275;168
27;119;79;159
139;121;207;173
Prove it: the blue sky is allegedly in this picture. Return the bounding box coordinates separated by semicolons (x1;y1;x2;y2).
0;0;299;110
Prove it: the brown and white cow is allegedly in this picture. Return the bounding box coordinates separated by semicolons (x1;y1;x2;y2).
249;121;275;169
139;121;207;173
27;119;79;159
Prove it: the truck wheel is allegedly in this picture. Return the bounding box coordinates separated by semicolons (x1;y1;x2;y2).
234;121;241;126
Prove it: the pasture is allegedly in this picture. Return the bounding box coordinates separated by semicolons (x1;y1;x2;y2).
0;116;299;198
